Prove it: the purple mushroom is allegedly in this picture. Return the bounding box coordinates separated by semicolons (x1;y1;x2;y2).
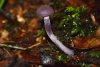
36;6;74;57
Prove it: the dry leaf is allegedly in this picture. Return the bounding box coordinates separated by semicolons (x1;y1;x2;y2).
95;26;100;37
0;30;9;43
0;61;8;67
8;0;15;5
21;52;40;63
91;14;98;26
28;18;39;32
68;0;84;6
71;37;100;49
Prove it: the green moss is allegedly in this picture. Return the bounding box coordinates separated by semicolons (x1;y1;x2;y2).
37;29;45;37
0;0;5;9
56;53;68;62
89;51;100;59
51;5;97;45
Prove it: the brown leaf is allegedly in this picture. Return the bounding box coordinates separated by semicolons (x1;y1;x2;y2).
91;14;99;26
0;61;8;67
88;0;95;5
95;26;100;37
68;0;84;6
28;18;38;32
21;52;40;64
71;37;100;49
0;30;11;43
92;64;97;67
8;0;16;5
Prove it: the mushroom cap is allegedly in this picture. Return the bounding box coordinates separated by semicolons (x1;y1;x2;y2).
36;6;54;18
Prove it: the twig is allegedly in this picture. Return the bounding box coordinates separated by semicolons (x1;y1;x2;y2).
28;42;41;49
0;44;27;50
3;48;12;57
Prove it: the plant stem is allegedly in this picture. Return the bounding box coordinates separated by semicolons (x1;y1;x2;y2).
44;16;74;57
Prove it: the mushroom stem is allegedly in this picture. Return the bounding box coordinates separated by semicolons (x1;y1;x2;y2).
44;16;74;57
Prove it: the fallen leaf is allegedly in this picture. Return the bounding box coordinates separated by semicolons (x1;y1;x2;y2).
91;14;98;26
68;0;84;6
0;60;8;67
71;37;100;49
21;52;40;64
28;18;38;32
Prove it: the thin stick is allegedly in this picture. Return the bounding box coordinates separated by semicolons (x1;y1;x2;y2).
0;44;27;50
3;48;12;57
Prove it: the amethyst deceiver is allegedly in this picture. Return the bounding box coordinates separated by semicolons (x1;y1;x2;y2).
36;6;74;57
